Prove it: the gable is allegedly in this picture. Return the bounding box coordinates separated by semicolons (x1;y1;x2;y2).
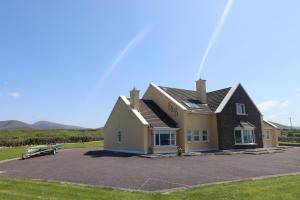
104;96;149;129
215;84;261;115
220;84;262;115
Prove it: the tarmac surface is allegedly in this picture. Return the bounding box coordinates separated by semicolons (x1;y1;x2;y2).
0;147;300;191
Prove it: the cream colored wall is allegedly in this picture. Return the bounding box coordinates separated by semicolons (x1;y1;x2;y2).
184;113;219;151
272;128;279;146
262;127;279;147
104;97;148;154
143;84;186;150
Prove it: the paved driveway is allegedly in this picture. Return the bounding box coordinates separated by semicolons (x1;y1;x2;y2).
0;147;300;191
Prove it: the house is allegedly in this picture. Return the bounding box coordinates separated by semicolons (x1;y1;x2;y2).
104;80;278;154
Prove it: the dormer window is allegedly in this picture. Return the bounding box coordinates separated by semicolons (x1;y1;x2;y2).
236;103;246;115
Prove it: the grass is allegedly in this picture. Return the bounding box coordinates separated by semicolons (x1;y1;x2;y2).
0;175;299;200
0;141;103;161
279;141;300;146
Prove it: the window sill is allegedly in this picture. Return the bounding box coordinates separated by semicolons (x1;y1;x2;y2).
152;145;177;147
235;143;257;146
236;113;248;116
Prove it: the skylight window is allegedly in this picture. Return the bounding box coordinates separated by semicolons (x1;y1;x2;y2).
183;101;201;109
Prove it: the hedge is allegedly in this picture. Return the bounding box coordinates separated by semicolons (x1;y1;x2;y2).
0;136;103;147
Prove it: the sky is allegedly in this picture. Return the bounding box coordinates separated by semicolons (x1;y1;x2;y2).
1;0;300;128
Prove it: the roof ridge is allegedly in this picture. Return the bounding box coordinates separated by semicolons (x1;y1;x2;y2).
207;87;232;94
159;85;232;94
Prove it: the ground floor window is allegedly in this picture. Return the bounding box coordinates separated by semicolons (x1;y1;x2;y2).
234;128;255;145
193;130;200;142
202;130;209;142
187;130;192;143
117;131;122;143
153;129;176;146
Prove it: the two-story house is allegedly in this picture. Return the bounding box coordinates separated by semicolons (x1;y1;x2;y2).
104;80;278;154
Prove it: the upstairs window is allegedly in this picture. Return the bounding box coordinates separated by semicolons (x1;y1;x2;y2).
236;103;246;115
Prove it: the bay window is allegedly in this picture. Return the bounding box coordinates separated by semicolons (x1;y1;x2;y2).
153;129;176;146
234;128;255;145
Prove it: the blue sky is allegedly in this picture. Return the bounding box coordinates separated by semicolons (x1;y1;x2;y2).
0;0;300;128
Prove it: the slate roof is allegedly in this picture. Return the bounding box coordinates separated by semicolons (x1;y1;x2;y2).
263;120;275;129
159;86;231;112
139;100;178;128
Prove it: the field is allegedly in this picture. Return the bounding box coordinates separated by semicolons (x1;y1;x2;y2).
0;175;299;200
279;129;300;146
0;141;103;161
0;129;103;147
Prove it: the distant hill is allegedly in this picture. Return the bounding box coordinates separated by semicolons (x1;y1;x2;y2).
0;120;33;130
32;121;85;130
270;121;300;130
0;120;86;130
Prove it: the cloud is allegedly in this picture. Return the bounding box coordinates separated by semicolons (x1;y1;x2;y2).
296;88;300;93
196;0;234;79
7;91;21;98
257;100;289;112
88;25;152;100
280;100;289;108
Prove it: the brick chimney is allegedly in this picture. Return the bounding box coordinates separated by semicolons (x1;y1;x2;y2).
196;79;207;104
130;87;140;111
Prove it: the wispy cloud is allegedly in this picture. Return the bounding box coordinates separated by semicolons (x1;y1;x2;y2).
296;88;300;93
196;0;234;79
7;91;21;98
88;26;152;100
257;100;289;112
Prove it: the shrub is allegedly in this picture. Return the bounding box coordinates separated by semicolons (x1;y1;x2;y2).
177;147;184;156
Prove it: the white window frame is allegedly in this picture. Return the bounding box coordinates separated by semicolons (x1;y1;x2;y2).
234;127;256;145
193;130;200;142
117;131;122;143
153;129;177;147
202;129;209;143
236;103;247;115
187;129;192;143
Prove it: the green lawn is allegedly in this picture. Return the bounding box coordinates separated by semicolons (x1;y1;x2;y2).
0;175;299;200
279;141;300;146
0;141;103;161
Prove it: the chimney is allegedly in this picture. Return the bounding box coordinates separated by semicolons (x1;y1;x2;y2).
130;87;140;111
196;79;207;104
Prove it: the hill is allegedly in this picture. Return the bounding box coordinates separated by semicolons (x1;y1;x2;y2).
0;120;86;130
0;120;33;130
270;121;300;130
32;121;85;130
